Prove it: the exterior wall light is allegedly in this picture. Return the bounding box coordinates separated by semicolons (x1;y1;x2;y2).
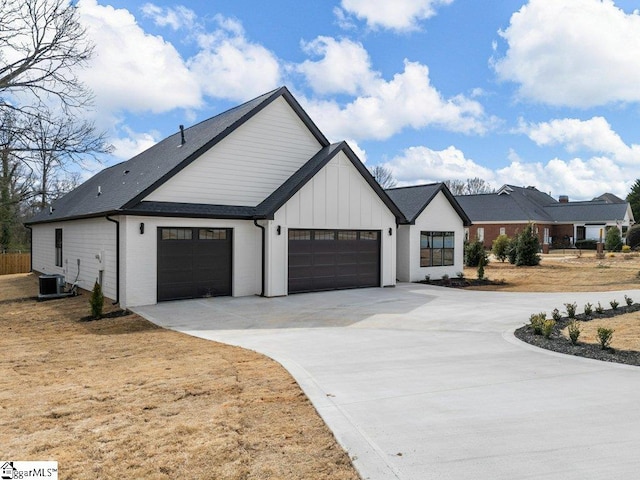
140;222;145;234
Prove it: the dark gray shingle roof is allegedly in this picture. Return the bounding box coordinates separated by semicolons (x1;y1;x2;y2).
544;202;630;222
27;87;330;224
385;183;471;225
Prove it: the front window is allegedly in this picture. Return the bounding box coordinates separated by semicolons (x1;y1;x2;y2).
420;231;454;267
55;228;63;267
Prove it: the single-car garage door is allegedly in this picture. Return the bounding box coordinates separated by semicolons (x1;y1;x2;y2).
288;229;380;293
157;227;232;301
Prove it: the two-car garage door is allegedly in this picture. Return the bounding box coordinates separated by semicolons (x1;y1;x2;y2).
288;229;381;293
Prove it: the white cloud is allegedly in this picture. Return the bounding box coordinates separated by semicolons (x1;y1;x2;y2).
302;58;493;142
522;117;640;164
297;37;377;95
110;127;160;161
493;0;640;107
77;0;202;115
187;15;282;102
140;3;197;30
381;139;635;200
337;0;453;31
383;145;495;185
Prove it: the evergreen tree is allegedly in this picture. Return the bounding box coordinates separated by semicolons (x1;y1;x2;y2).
515;224;541;266
605;226;623;252
627;179;640;222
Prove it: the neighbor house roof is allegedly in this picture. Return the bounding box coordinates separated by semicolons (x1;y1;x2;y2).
385;183;471;226
26;87;404;225
455;184;633;225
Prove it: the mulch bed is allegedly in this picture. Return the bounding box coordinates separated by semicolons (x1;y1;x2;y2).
514;304;640;367
417;277;505;288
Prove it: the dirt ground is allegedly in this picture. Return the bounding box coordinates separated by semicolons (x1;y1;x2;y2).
467;251;640;353
0;274;360;480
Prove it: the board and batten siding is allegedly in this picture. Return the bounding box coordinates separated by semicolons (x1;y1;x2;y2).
263;151;397;297
396;191;465;282
31;218;117;300
144;97;322;207
119;216;261;307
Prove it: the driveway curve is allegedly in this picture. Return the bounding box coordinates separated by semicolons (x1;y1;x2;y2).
134;284;640;480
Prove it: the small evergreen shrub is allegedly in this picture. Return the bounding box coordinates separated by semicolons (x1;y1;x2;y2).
542;319;556;339
551;308;562;321
567;320;580;345
625;295;633;306
477;255;485;280
583;302;593;317
424;274;430;283
89;281;104;319
456;271;464;279
610;299;619;310
515;224;541;266
507;237;518;264
529;312;546;335
441;273;450;285
605;227;623;252
597;327;614;350
492;234;510;263
622;245;631;253
564;302;577;319
595;302;605;314
465;239;488;267
626;224;640;249
575;239;598;250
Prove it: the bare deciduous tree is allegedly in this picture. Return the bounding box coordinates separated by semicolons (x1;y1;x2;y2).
0;0;93;112
444;177;494;195
369;165;397;189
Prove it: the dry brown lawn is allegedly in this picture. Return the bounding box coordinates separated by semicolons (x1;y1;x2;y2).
466;251;640;353
0;274;360;480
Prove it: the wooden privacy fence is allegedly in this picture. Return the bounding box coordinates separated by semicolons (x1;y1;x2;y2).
0;253;31;275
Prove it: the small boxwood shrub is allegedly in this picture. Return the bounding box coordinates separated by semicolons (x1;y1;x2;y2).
610;299;619;310
625;295;633;306
551;308;561;321
529;312;546;335
626;224;640;249
595;302;605;314
542;319;556;338
564;302;577;319
567;320;580;345
583;302;593;317
597;327;614;350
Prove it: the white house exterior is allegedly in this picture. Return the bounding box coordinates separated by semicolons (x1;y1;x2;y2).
27;87;405;307
386;184;471;282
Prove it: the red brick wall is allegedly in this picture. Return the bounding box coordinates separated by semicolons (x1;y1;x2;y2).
467;223;571;249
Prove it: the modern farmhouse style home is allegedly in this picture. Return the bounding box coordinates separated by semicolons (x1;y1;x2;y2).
26;87;469;307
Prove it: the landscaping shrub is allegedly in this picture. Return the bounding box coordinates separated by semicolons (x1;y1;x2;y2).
597;327;614;350
625;295;634;306
584;302;593;317
551;308;561;321
477;255;485;280
610;299;619;310
542;319;555;339
605;227;623;252
514;224;540;266
595;302;605;314
492;234;510;262
622;245;631;253
575;239;598;250
529;313;546;335
626;224;640;249
567;320;580;345
465;239;488;267
507;237;518;264
564;302;577;319
89;281;104;319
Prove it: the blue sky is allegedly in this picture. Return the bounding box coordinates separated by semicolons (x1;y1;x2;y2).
72;0;640;200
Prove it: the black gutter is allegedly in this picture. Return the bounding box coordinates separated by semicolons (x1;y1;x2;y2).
105;216;120;305
24;225;33;272
253;219;265;297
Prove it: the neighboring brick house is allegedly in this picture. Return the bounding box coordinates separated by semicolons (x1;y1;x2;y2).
455;185;635;249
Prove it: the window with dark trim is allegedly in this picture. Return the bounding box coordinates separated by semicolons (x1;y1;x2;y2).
420;231;454;267
55;228;63;267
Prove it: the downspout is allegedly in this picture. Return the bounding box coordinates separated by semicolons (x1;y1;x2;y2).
253;219;265;297
25;225;33;272
105;215;120;305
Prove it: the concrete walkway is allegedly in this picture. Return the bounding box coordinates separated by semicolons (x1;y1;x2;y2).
134;284;640;480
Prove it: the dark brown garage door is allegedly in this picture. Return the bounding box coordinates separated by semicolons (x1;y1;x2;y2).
288;229;380;294
157;227;232;301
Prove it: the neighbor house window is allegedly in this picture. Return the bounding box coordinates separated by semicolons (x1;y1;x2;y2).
499;227;506;236
477;228;484;242
420;231;454;267
55;228;63;267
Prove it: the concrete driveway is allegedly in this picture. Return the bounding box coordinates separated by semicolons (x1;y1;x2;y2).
134;284;640;480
